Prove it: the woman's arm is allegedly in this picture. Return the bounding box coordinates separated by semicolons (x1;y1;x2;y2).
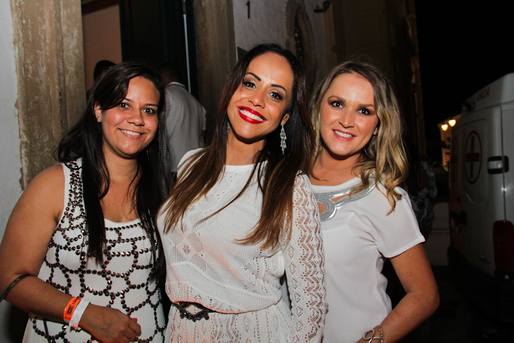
0;165;141;342
356;244;439;343
284;175;327;342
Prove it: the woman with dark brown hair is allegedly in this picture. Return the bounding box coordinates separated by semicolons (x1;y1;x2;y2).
158;43;326;342
0;62;170;343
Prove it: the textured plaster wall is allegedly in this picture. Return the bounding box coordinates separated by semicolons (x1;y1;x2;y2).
233;1;288;51
0;1;85;341
232;0;327;86
0;2;23;343
194;0;236;143
11;0;86;188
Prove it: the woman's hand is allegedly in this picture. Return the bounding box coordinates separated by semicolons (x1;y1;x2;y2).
79;304;141;343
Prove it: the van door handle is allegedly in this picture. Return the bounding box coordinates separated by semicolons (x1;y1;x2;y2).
488;156;509;174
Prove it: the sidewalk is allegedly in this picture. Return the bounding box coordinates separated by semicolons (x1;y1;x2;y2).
403;266;514;343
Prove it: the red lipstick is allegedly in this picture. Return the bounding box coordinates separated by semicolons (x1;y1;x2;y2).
238;106;266;124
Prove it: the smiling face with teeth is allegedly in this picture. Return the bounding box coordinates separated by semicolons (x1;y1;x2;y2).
226;52;293;154
95;76;160;161
319;72;379;165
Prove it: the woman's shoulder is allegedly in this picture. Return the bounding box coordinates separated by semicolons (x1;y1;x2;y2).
372;181;411;209
293;172;312;189
177;148;205;169
19;164;65;219
292;173;319;204
363;181;415;218
374;180;408;197
31;164;65;189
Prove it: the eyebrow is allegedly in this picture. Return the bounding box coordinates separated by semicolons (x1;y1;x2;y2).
123;97;159;107
328;95;374;108
246;72;288;93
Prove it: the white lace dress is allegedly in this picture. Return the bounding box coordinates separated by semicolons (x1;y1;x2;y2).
22;160;166;343
157;150;326;342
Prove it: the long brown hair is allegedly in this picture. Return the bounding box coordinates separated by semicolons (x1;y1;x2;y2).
161;43;314;250
310;60;408;212
56;62;171;273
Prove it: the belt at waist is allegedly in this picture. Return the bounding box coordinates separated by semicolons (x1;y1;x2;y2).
172;301;214;321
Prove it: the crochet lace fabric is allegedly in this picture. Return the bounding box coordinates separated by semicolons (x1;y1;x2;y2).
159;162;326;342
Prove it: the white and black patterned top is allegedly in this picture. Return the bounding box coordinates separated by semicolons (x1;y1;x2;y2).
23;159;165;343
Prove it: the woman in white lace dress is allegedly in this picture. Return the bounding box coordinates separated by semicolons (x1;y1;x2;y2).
0;63;170;343
309;61;439;343
158;43;327;342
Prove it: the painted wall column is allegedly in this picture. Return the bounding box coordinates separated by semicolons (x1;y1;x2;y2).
10;0;86;187
193;0;236;142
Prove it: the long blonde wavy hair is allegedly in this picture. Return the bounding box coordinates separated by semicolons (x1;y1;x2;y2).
310;60;408;212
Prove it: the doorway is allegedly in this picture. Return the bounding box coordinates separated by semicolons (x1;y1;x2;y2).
81;0;199;97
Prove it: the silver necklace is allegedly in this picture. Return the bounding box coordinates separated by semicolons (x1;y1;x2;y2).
315;183;375;222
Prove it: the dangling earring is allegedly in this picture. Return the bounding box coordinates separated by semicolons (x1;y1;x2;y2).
280;124;287;155
227;120;231;134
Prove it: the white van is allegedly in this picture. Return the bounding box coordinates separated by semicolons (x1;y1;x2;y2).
448;73;514;321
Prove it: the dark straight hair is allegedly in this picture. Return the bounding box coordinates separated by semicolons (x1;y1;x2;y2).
162;43;314;251
56;62;172;274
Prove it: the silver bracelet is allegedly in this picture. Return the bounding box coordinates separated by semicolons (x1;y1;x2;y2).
363;324;384;343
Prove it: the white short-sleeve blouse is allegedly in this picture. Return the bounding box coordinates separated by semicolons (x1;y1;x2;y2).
312;177;424;343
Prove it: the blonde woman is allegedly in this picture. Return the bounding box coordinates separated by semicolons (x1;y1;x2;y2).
310;61;439;343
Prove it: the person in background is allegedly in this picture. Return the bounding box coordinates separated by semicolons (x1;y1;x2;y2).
87;59;115;99
93;59;115;82
309;60;439;343
157;43;326;342
405;138;437;238
0;62;171;343
159;61;207;171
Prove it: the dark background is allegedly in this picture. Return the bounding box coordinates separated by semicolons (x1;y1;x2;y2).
415;1;514;160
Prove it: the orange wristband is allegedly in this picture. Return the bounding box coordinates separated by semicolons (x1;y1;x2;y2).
63;297;81;323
